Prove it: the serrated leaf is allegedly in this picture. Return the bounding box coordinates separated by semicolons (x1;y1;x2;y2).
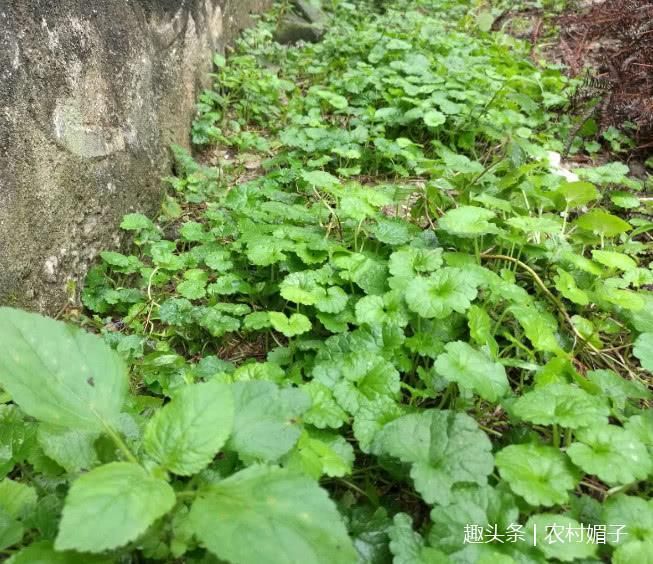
567;425;652;485
352;396;404;453
405;268;477;319
373;410;493;504
189;465;357;564
55;462;175;553
228;381;310;462
512;383;609;428
0;308;127;432
389;513;447;564
372;218;418;245
438;206;499;237
509;304;565;356
285;430;354;478
496;443;578;507
144;382;233;475
302;381;348;429
428;485;518;553
37;425;99;472
434;341;509;402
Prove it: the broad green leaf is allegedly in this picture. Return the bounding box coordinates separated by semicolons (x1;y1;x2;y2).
389;246;443;281
428;485;518;553
512;383;609;428
352;396;404;453
405;268;478;319
388;513;447;564
120;213;154;231
507;216;561;233
567;425;652;485
423;110;446;128
496;443;579;507
587;369;650;410
198;308;240;337
556;181;599;208
189;465;357;564
434;341;509;402
575;209;632;237
55;462;176;553
603;495;653;560
373;410;493;504
285;430;354;478
0;508;23;551
330;356;401;415
467;305;499;356
0;308;127;432
591;250;637;271
7;541;121;563
280;272;326;306
355;295;386;325
372;218;418;245
302;170;340;189
525;514;597;561
315;286;349;314
0;479;36;519
243;311;272;331
438;206;499;237
269;312;312;337
176;269;208;300
302;381;348;429
554;268;589;306
37;425;99;472
228;381;310;462
509;305;565;356
634;333;653;372
144;381;233;475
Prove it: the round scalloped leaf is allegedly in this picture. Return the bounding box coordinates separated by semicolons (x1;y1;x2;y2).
512;383;609;429
373;410;493;504
269;312;312;337
496;443;579;507
189;465;357;564
405;268;477;319
567;425;652;485
525;514;598;562
55;462;176;553
434;341;509;402
438;206;499;237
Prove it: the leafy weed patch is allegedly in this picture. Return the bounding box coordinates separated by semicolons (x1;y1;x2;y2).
1;1;652;562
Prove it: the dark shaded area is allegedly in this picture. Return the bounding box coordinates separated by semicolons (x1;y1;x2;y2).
559;0;653;152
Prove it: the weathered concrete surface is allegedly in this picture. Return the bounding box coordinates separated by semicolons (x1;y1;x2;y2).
0;0;272;312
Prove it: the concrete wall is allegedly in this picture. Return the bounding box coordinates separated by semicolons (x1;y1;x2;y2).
0;0;272;312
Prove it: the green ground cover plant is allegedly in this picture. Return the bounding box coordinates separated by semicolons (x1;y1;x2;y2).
1;1;652;562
